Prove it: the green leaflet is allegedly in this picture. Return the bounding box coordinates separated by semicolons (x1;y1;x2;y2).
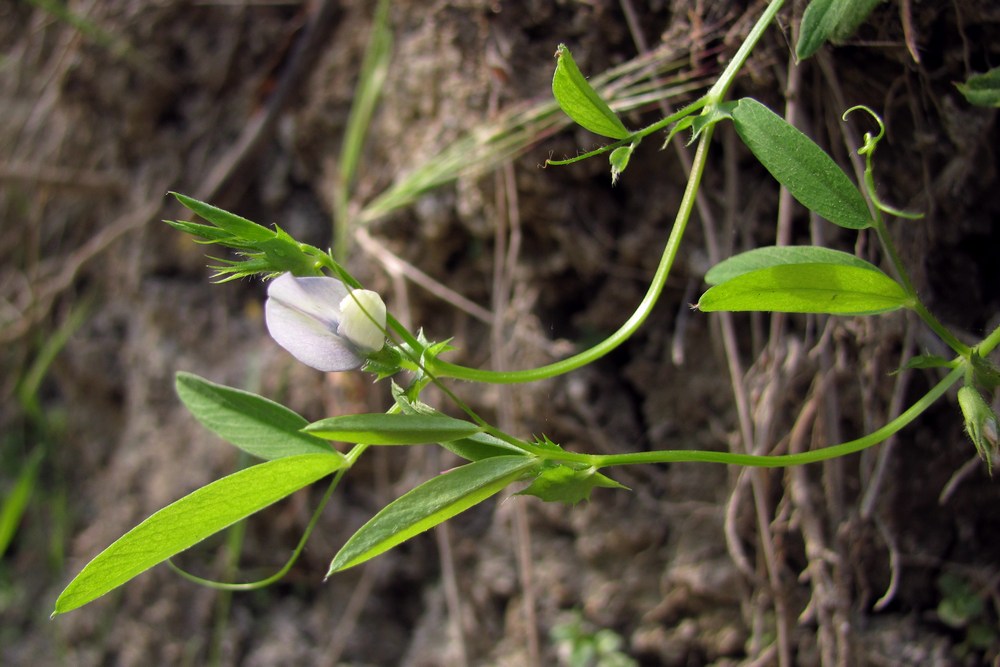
304;413;483;445
796;0;883;60
552;44;630;140
438;431;528;461
732;98;872;229
171;192;274;243
705;246;883;286
697;263;910;315
52;453;345;616
327;455;537;574
176;372;340;462
955;67;1000;108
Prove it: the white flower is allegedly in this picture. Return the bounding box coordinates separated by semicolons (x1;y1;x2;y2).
265;273;386;371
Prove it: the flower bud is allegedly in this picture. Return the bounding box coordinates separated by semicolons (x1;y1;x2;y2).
958;385;999;472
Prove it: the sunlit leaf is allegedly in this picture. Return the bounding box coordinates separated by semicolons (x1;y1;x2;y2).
705;246;882;286
176;372;340;461
697;263;909;315
732;98;872;229
328;455;537;573
304;413;482;445
552;44;630;140
52;453;345;616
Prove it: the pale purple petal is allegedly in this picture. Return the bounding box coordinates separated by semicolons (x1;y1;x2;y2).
265;274;363;371
266;273;350;327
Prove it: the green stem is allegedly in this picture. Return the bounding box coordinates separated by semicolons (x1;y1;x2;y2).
538;365;963;469
980;322;1000;356
911;299;971;357
869;218;970;356
707;0;786;102
429;125;716;384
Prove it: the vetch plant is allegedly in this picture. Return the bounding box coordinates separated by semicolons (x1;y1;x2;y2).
53;3;999;654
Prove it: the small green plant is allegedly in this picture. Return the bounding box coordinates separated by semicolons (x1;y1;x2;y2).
936;571;1000;660
52;5;998;657
551;611;636;667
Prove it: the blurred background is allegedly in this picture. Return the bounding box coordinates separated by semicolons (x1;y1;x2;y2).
2;1;999;665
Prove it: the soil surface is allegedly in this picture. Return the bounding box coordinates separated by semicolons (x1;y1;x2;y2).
2;1;999;666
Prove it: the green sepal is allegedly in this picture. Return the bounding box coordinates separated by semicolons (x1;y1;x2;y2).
327;455;538;574
552;44;630;140
970;352;1000;390
957;385;999;474
363;345;405;380
517;463;627;505
303;413;483;445
732;98;873;230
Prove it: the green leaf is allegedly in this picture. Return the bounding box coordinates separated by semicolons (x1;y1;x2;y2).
52;453;344;616
697;263;910;315
796;0;883;60
552;44;630;140
955;67;1000;108
732;98;872;229
517;464;627;504
705;246;882;285
171;192;274;243
328;455;537;573
175;372;339;462
389;384;525;460
304;413;482;445
0;450;42;559
439;431;528;461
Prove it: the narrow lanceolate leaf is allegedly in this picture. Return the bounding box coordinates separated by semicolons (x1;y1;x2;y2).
697;263;910;315
52;453;344;616
552;44;630;140
304;413;483;445
796;0;883;60
439;431;528;462
171;192;274;243
732;98;872;229
328;455;537;574
705;246;882;286
955;67;1000;108
176;372;340;462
